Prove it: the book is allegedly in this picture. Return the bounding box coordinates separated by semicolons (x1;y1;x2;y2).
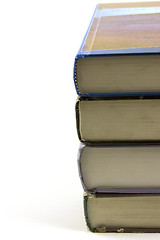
73;2;160;97
78;144;160;193
84;192;160;233
76;97;160;143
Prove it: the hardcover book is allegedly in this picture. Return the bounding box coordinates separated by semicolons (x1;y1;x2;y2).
76;97;160;143
84;192;160;233
78;144;160;193
74;2;160;97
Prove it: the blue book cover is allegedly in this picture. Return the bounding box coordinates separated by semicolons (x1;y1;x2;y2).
73;2;160;97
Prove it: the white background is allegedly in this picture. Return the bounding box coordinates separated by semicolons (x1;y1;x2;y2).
0;0;160;239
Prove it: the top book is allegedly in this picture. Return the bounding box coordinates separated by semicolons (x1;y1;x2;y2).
74;2;160;97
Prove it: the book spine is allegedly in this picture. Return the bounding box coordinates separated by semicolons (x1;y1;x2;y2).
73;57;81;96
77;143;87;191
83;192;96;232
75;98;82;141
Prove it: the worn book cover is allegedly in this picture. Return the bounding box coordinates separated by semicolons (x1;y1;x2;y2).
74;2;160;96
84;192;160;233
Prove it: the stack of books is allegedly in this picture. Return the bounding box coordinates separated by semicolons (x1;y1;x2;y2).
73;2;160;233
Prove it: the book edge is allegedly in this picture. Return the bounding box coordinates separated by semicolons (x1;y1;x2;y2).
83;192;160;233
75;98;82;142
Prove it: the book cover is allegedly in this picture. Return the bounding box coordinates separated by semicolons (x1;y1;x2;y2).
73;2;160;97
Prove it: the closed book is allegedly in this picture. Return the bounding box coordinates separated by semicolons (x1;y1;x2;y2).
74;2;160;97
76;97;160;143
78;144;160;193
84;192;160;233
